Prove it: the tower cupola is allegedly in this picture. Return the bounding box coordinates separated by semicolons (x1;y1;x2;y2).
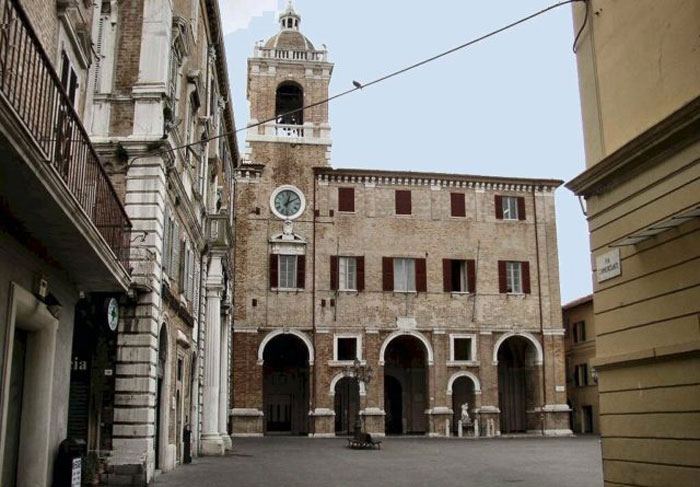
279;1;301;31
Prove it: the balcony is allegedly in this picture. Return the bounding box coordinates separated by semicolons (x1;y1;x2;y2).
253;46;328;62
0;0;131;291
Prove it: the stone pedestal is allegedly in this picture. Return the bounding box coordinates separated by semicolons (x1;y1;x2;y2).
231;409;264;437
309;408;335;437
478;406;500;437
359;408;386;437
540;404;574;436
426;407;453;437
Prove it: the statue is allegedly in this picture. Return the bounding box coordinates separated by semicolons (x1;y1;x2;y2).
461;403;472;426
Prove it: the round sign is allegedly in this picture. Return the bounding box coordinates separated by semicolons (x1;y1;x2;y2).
106;297;119;331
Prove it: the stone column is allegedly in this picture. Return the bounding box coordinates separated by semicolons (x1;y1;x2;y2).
219;310;232;449
201;256;224;455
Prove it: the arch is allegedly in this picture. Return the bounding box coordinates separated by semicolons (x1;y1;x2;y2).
258;329;314;365
155;321;172;471
446;371;482;395
275;81;304;125
379;330;434;366
329;371;366;396
492;331;543;365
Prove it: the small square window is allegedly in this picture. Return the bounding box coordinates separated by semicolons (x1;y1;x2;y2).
337;337;358;361
395;190;412;215
339;257;357;291
393;258;415;292
450;193;466;217
338;187;355;212
453;338;472;361
573;321;587;343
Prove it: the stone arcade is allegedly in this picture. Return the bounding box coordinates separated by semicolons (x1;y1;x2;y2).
230;3;572;439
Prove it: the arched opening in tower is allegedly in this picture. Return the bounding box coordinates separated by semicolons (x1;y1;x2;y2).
262;334;309;435
497;336;541;433
276;82;304;125
383;335;428;435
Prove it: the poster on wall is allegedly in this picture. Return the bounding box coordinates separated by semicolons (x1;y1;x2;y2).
71;458;81;487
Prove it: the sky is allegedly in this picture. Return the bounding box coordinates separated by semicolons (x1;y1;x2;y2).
220;0;592;304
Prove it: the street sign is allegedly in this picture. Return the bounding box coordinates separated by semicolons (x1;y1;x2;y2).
596;248;621;282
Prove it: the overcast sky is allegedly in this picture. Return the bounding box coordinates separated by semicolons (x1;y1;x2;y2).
220;0;592;304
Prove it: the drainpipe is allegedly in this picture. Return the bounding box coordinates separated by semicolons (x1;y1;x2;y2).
532;187;547;435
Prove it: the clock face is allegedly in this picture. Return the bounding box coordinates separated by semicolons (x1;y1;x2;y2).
106;298;119;331
270;186;305;220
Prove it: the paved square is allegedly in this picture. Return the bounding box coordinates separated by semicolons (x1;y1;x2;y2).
153;436;603;487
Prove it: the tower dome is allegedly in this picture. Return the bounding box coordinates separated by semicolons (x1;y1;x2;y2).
264;1;315;51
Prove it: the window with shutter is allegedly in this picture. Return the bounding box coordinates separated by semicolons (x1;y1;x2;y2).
188;248;195;303
163;211;171;275
338;257;357;291
330;256;338;290
495;195;503;220
194;259;200;316
395;190;411;215
466;259;476;293
296;255;305;289
338;187;355;212
521;261;531;294
450;193;466;217
178;239;186;292
356;256;365;291
502;196;519;220
171;224;180;283
269;254;279;289
442;259;452;292
382;257;394;291
278;255;296;289
517;197;526;220
393;258;416;292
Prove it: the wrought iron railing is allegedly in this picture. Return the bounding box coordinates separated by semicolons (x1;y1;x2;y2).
0;0;131;271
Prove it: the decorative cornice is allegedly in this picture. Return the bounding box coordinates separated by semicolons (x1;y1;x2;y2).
567;96;700;197
315;168;561;193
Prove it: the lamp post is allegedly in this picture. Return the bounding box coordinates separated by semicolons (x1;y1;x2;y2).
343;358;373;434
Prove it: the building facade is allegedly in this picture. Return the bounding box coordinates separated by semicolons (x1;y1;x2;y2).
0;0;131;485
563;295;599;435
0;0;238;485
568;1;700;486
231;3;571;439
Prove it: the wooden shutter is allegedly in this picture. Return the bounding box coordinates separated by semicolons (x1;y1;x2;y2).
296;255;306;289
498;260;507;293
522;261;531;294
163;212;171;275
416;258;427;292
356;256;365;291
467;259;476;293
495;195;503;219
450;193;465;217
382;257;393;291
269;254;278;289
338;187;355;212
188;249;195;302
442;259;452;292
395;190;411;215
330;255;339;291
171;221;180;282
194;259;200;315
178;240;186;291
518;197;526;221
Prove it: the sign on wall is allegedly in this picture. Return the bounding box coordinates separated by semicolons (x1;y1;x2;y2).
596;248;621;282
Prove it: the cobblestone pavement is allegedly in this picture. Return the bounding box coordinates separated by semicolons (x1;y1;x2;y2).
153;436;603;487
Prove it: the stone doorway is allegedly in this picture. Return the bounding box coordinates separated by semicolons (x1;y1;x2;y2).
334;377;359;435
497;336;540;433
262;334;309;435
383;335;428;435
451;377;476;435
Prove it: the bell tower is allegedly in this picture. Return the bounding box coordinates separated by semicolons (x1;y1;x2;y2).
245;1;333;163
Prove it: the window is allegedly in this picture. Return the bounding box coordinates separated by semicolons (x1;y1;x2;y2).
60;50;78;106
495;195;525;221
383;257;426;292
338;187;355;212
443;259;475;293
573;321;587;343
279;255;297;289
450;193;466;217
498;261;531;294
575;363;589;387
336;337;358;361
395;190;411;215
339;257;357;291
270;254;305;290
450;336;475;362
393;258;416;292
330;256;364;291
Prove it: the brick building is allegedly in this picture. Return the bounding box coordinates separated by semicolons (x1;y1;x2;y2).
563;295;599;434
231;3;571;439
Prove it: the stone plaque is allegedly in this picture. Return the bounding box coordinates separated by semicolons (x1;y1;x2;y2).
596;248;621;282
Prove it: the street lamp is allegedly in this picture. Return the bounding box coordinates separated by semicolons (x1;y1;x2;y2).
343;358;374;434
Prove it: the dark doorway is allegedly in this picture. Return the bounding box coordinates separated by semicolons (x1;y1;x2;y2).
451;377;476;435
275;82;303;125
334;377;360;435
384;335;428;434
1;330;27;487
263;334;309;435
497;336;539;434
582;405;594;433
155;324;168;469
384;375;403;435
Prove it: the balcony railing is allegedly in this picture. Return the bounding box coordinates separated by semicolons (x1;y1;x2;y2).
0;0;130;270
253;46;328;62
